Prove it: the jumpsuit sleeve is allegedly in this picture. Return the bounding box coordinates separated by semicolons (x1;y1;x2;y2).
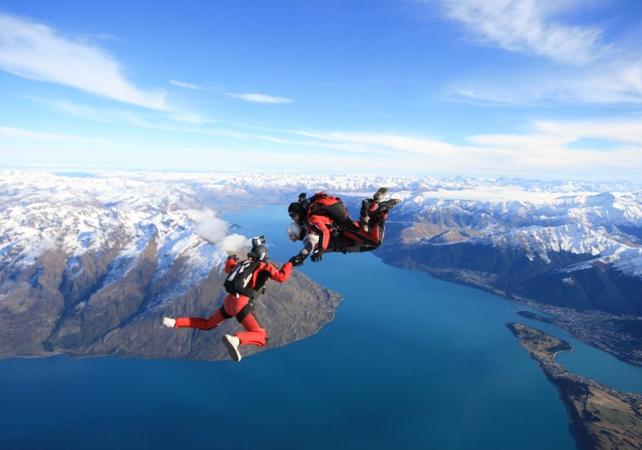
307;215;331;251
263;261;293;283
224;257;238;273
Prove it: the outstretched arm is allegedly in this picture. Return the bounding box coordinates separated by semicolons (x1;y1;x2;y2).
264;261;293;283
290;233;320;266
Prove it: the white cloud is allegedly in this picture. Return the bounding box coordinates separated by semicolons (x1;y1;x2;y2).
440;0;604;65
170;80;203;91
225;92;292;104
532;117;642;146
169;209;250;256
448;60;642;106
4;118;641;179
218;234;250;256
170;112;217;125
35;97;230;136
434;0;642;106
278;115;642;178
289;130;456;156
171;81;292;105
463;116;642;174
0;126;103;143
0;12;166;110
185;209;229;243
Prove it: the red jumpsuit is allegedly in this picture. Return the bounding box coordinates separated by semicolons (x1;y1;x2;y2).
307;203;385;252
175;258;293;347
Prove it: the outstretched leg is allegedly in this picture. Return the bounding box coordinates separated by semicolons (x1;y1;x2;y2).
174;306;227;330
369;199;400;222
359;187;390;232
359;199;373;231
361;198;401;244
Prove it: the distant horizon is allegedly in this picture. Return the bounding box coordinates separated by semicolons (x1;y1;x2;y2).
2;166;641;187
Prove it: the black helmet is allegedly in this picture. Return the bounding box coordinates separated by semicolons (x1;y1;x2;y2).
251;235;266;247
288;202;305;220
248;244;268;261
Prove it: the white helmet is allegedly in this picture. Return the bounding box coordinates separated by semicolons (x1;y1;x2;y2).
287;222;303;241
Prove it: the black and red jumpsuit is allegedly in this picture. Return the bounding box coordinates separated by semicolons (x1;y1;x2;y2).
175;258;293;347
306;194;385;253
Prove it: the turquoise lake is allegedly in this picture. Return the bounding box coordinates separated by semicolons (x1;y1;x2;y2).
1;205;640;450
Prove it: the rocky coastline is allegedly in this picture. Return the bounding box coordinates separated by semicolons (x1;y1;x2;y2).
0;249;341;361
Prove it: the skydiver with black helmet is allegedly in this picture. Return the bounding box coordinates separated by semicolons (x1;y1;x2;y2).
162;236;293;362
287;188;400;266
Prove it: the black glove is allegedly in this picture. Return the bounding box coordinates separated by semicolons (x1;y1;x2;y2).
310;249;323;263
289;254;305;267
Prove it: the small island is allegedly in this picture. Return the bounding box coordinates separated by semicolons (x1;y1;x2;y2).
508;322;642;450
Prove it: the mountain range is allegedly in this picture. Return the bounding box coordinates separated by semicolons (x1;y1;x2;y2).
1;171;640;363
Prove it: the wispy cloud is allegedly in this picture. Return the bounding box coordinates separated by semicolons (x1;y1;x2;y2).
448;61;642;106
0;126;104;143
170;79;204;91
288;130;456;156
3;116;642;179
280;115;642;178
531;116;642;146
440;0;604;65
0;12;166;110
435;0;642;105
225;92;292;104
461;116;642;174
170;81;291;105
170;112;217;125
37;98;247;140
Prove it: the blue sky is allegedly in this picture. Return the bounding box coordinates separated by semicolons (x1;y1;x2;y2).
0;0;641;179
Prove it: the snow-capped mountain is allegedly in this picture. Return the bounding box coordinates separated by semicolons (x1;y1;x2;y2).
0;172;256;312
5;170;641;281
4;171;641;278
0;171;339;360
2;169;641;357
362;180;642;316
387;182;642;279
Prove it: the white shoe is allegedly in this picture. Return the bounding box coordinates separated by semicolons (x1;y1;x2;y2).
223;334;242;362
162;317;176;328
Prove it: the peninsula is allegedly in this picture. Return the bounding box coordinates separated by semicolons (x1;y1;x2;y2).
508;322;642;450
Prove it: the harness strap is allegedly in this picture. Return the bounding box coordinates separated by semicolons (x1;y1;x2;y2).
219;305;233;319
342;229;380;246
236;303;254;323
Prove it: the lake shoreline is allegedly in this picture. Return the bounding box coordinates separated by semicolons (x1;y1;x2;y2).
377;253;642;367
508;322;642;450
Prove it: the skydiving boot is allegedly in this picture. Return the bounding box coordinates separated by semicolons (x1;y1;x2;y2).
379;198;401;211
361;188;390;231
223;334;242;362
162;317;176;328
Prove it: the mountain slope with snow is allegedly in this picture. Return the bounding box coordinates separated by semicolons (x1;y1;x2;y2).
0;171;339;360
1;170;640;362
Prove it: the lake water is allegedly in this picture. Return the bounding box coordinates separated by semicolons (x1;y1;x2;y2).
1;205;640;450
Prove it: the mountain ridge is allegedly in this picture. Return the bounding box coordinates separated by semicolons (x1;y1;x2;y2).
2;171;640;363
